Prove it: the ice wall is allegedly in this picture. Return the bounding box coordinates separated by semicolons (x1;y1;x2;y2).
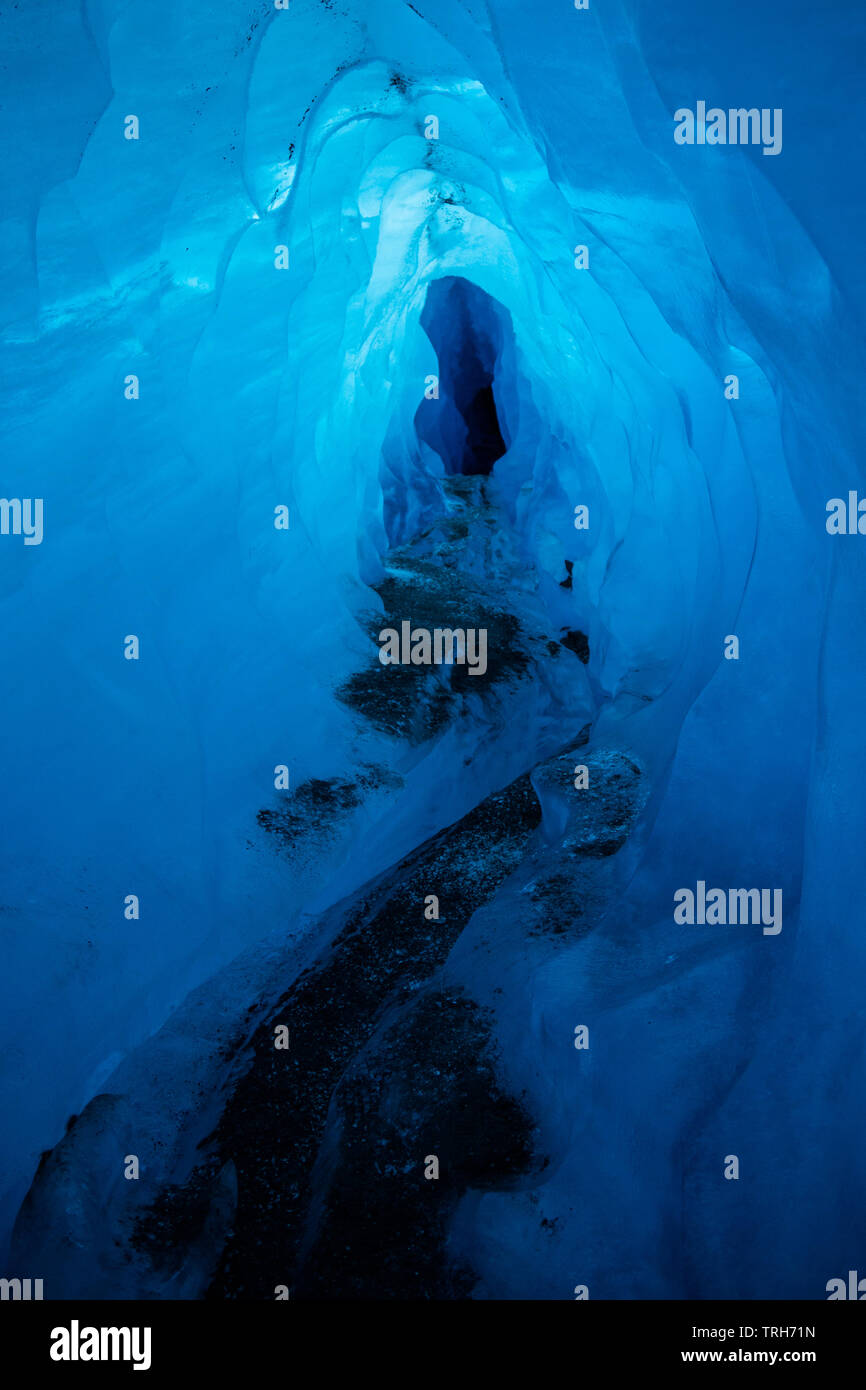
1;0;864;1293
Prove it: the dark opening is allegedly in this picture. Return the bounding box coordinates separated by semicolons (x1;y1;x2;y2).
417;276;509;476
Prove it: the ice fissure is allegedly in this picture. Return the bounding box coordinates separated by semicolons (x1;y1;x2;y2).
2;0;864;1301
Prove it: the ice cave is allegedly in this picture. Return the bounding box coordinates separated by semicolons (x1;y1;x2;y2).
0;0;864;1303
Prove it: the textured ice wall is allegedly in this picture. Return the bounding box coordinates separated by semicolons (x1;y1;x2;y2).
1;0;864;1291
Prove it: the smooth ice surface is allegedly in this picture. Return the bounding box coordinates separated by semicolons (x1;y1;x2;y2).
1;0;865;1296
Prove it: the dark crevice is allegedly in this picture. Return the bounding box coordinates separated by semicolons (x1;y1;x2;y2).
417;276;510;476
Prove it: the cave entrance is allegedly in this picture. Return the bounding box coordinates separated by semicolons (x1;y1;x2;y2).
417;276;509;476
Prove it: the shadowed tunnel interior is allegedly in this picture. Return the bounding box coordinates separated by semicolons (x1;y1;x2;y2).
417;276;510;476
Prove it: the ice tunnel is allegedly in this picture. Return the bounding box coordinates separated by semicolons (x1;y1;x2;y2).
416;277;510;477
1;0;865;1313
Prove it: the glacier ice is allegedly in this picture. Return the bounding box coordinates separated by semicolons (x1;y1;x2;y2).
1;0;865;1300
